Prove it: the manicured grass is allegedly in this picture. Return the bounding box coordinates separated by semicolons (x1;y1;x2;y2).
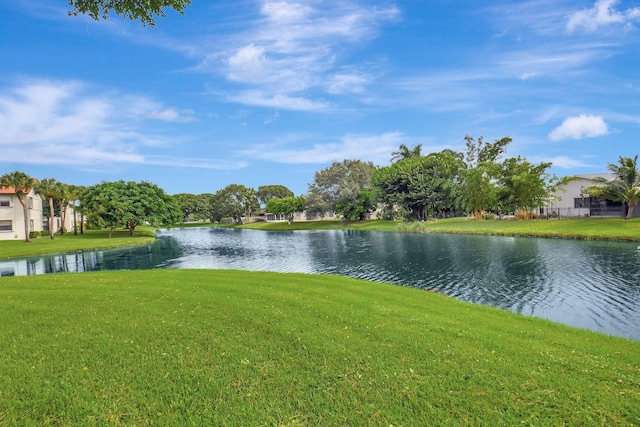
0;270;638;426
0;227;157;259
240;219;401;232
241;217;640;241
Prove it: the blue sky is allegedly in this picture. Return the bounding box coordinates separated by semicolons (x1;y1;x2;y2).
1;0;639;196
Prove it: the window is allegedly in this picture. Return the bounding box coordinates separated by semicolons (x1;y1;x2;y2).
0;220;12;232
0;196;10;208
30;219;34;231
574;197;588;208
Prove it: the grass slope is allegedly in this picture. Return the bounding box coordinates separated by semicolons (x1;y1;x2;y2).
1;270;638;426
241;217;640;241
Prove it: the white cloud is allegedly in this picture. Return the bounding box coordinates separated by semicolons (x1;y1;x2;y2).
212;1;399;107
146;108;196;122
548;114;609;141
0;79;237;170
241;132;412;165
261;1;313;23
519;72;538;80
227;90;329;111
484;1;575;36
144;156;248;170
567;0;640;33
226;44;269;82
545;156;592;169
326;72;370;94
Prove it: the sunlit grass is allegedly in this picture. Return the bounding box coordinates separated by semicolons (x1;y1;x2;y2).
240;219;400;231
241;217;640;241
0;227;156;259
1;269;638;426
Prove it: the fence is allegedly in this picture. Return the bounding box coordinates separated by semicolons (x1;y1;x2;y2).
539;206;624;218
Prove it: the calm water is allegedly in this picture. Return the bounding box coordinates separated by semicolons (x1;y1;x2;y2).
2;227;639;341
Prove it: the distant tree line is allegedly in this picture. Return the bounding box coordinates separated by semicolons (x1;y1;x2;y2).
4;137;638;244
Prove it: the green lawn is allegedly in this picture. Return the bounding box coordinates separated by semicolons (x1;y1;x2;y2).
1;269;638;426
0;227;157;259
241;217;640;241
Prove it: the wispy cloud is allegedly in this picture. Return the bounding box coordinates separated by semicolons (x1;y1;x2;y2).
0;79;238;170
202;0;399;110
483;0;575;36
241;131;412;165
545;155;594;169
227;90;329;111
548;114;609;141
567;0;640;33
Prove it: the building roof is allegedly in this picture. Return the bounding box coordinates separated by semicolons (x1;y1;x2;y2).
0;186;18;195
0;178;38;195
573;173;616;181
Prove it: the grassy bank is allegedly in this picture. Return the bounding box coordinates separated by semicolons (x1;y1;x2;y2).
241;217;640;241
0;270;638;426
2;220;637;424
0;227;157;259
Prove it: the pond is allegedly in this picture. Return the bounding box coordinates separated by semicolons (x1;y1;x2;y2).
2;227;639;341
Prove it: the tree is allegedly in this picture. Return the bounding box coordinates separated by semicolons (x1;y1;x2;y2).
391;144;422;163
82;180;182;236
67;184;86;235
173;193;216;222
34;178;62;239
460;136;511;219
495;157;554;219
68;0;190;27
266;196;305;224
56;182;71;235
174;193;199;222
0;171;35;243
210;184;259;224
335;189;376;221
82;181;126;236
587;155;640;220
257;185;294;206
306;160;376;218
303;192;331;220
373;150;464;221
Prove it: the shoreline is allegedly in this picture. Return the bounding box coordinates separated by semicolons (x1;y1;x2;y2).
2;217;639;260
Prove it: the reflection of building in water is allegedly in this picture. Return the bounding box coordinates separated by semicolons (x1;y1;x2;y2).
0;258;45;276
0;251;104;277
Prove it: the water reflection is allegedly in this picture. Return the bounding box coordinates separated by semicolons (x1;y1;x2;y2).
0;237;183;276
1;227;639;341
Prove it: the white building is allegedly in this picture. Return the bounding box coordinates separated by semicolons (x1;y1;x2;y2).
544;174;639;218
0;186;44;240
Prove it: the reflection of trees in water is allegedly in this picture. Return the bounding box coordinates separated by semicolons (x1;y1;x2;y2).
8;236;184;275
306;231;554;313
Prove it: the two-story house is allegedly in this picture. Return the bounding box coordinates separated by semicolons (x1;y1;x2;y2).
0;185;44;240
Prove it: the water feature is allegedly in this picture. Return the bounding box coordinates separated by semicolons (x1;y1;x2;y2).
2;227;639;341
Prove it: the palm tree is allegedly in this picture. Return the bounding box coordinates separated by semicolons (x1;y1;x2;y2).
588;155;640;220
0;171;35;243
67;184;85;235
391;144;422;163
56;182;70;235
34;178;61;239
